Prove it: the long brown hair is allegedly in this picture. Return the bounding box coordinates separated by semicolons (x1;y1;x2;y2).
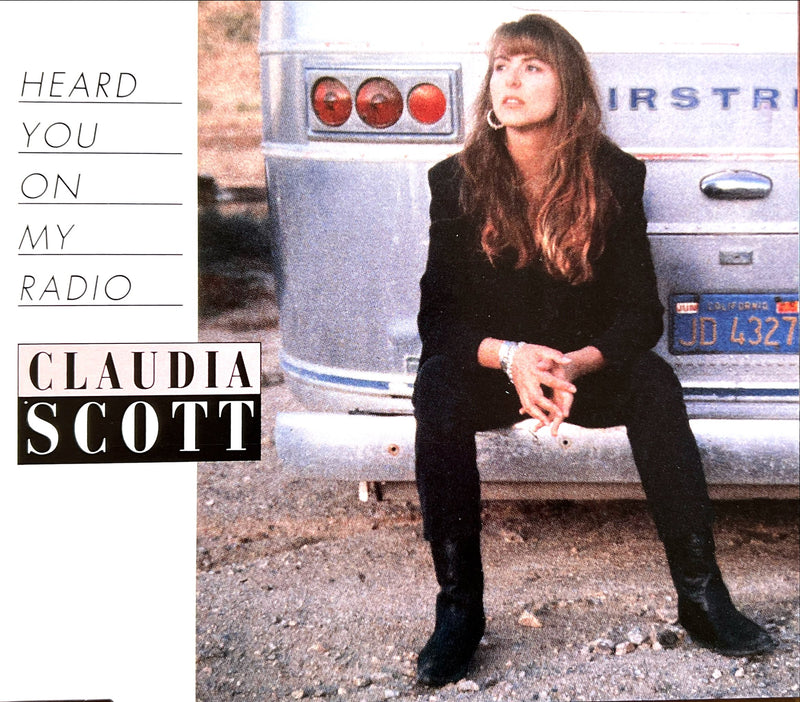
459;14;615;284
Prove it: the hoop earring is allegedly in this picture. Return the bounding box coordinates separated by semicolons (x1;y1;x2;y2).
486;108;504;130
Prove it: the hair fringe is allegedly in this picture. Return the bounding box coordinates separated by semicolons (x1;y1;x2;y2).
459;14;616;285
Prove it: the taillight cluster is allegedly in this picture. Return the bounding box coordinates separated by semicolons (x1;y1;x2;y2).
306;67;459;140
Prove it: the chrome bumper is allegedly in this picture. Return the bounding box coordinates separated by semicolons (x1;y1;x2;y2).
274;412;799;497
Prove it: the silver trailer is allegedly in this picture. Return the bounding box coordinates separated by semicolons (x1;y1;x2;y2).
261;1;799;500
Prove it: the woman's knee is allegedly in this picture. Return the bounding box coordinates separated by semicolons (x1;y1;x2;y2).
623;351;693;433
628;351;683;399
413;355;475;431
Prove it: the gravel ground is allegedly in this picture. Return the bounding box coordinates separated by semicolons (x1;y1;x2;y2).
196;294;799;702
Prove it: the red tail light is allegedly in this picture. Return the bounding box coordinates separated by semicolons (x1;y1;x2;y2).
356;78;403;128
305;67;458;140
407;83;447;124
311;77;352;127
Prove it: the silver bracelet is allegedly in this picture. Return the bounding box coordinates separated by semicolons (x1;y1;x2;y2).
498;341;522;384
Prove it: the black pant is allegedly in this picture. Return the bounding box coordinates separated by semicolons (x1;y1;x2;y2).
412;351;714;544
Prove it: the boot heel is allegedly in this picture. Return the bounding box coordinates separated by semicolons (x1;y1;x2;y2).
417;537;485;687
417;600;485;686
668;534;777;657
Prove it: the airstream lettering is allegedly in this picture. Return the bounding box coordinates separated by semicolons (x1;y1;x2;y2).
607;86;796;111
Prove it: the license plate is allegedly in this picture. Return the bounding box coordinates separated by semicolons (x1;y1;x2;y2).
669;293;799;355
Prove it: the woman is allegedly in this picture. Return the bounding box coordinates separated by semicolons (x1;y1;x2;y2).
412;13;776;687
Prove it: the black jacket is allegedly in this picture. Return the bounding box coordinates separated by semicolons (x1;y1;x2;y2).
417;139;664;373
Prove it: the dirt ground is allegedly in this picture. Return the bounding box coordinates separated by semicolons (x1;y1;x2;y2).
195;295;799;702
198;1;263;189
196;5;799;700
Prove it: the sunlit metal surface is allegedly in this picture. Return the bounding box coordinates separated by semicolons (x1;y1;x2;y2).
275;412;800;489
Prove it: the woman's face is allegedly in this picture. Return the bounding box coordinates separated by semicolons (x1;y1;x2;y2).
489;50;560;131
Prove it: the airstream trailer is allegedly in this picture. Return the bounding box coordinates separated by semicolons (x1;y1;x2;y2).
261;1;799;500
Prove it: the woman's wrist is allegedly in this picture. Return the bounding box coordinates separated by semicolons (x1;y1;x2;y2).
477;337;524;379
498;340;524;383
477;337;504;369
564;346;605;380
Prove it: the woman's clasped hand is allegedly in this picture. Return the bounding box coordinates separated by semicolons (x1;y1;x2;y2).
507;343;575;433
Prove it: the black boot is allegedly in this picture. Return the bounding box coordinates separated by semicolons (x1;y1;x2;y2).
416;536;486;686
666;533;776;656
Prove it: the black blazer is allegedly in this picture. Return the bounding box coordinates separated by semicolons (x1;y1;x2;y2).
417;139;664;373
